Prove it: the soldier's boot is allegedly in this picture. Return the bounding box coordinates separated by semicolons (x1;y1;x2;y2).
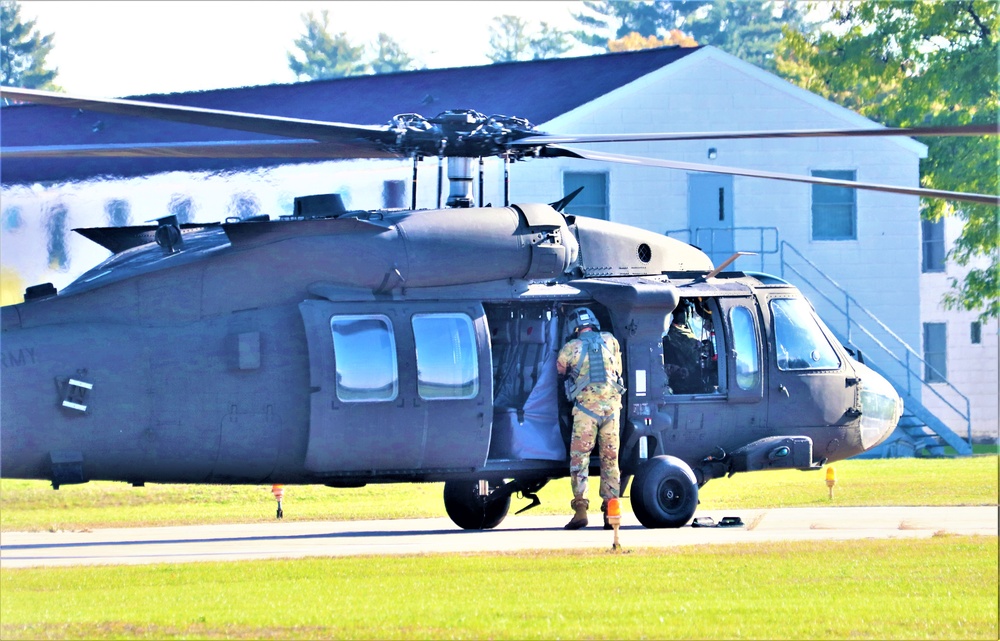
564;498;589;530
601;500;612;530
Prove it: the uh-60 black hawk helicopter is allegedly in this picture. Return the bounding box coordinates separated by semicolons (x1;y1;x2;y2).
1;85;997;530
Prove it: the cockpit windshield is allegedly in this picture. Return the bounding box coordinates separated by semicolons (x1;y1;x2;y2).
770;298;840;371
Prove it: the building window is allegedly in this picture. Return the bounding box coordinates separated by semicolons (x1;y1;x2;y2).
331;315;398;402
562;171;609;220
383;180;406;209
922;219;946;272
811;170;857;240
923;322;947;383
412;313;479;399
971;321;982;344
105;199;131;227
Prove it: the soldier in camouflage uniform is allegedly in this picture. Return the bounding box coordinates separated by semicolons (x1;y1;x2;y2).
663;305;703;394
556;307;624;530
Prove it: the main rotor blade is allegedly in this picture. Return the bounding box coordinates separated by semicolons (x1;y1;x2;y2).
0;139;396;159
517;123;999;146
0;86;399;149
548;146;1000;206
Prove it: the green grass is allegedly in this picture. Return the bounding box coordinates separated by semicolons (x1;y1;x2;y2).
697;454;999;510
941;442;1000;456
2;456;997;532
1;537;996;640
1;458;997;640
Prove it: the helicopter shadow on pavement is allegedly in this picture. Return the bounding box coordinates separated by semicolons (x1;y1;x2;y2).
0;521;636;553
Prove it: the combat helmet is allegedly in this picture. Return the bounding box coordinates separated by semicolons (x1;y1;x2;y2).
566;307;600;335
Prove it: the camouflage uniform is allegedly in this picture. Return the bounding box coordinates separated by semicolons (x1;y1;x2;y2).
556;328;623;503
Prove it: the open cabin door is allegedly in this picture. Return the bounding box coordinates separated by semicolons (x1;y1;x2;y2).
299;299;492;475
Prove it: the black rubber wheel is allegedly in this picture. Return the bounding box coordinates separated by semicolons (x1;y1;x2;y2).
443;480;511;530
630;455;699;528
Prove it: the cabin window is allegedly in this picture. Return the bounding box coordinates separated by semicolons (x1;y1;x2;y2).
412;313;479;399
330;315;398;402
562;171;609;220
923;322;947;383
922;219;946;272
729;306;760;390
770;298;840;371
811;170;856;240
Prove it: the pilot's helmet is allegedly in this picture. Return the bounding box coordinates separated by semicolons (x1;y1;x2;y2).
567;307;600;334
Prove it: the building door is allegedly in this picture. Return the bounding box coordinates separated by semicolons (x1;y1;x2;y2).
688;173;734;267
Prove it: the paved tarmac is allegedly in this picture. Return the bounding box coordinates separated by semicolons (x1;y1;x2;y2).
1;505;996;568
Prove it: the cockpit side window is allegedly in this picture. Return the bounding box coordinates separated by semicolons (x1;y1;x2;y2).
730;306;760;390
331;314;399;402
769;298;840;371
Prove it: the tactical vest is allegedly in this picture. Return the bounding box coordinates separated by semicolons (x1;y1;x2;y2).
567;331;625;400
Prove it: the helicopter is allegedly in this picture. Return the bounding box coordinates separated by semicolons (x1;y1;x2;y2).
0;83;997;530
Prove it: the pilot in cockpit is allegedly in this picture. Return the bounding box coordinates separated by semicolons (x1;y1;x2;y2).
663;303;704;394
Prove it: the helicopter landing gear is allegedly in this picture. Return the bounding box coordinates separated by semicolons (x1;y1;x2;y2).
630;455;699;528
443;479;511;530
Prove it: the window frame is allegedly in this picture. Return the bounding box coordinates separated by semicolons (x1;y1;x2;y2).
411;312;480;400
921;218;946;273
729;305;761;391
330;314;399;403
923;322;947;383
382;179;407;209
562;170;609;220
769;297;842;371
811;169;858;241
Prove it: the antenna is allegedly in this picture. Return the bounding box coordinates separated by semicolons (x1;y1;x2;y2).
705;252;756;279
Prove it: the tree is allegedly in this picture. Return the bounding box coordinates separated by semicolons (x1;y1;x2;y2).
608;30;697;52
487;15;573;63
487;15;530;63
571;0;811;71
370;33;414;74
287;10;367;80
0;0;58;90
531;22;573;60
668;0;810;71
571;0;685;48
776;0;999;320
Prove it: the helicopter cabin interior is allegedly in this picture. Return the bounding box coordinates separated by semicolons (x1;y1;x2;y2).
478;281;832;472
481;294;744;466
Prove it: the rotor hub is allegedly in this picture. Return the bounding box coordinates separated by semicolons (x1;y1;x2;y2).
386;109;539;159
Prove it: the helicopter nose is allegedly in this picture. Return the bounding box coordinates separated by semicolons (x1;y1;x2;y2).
853;361;903;451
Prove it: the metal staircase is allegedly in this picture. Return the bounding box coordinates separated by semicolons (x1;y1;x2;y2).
778;241;972;457
666;226;973;457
